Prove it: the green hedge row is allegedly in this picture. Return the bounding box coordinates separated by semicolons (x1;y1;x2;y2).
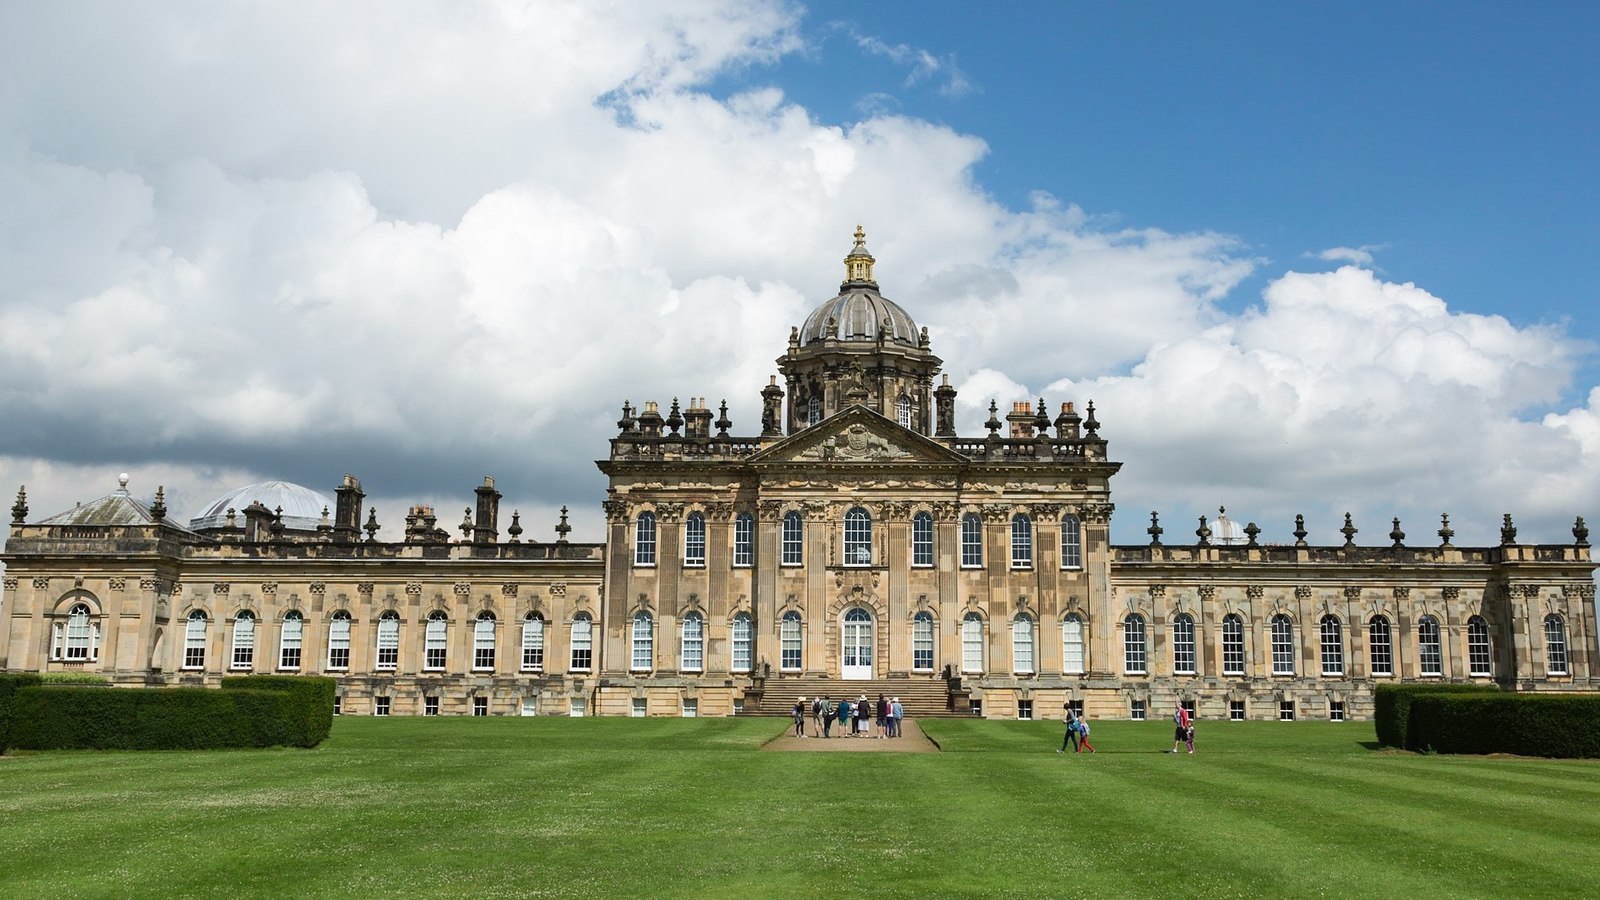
1407;693;1600;758
8;675;335;751
1373;682;1499;749
0;673;44;754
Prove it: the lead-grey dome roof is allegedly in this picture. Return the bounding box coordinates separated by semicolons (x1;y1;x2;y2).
189;480;334;532
798;287;919;347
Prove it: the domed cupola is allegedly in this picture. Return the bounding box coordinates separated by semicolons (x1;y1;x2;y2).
776;227;945;436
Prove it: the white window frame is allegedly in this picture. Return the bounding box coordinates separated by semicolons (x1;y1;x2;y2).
1172;613;1196;675
1369;616;1393;676
806;396;820;426
1320;615;1344;676
683;512;706;567
1418;615;1442;676
1011;615;1035;674
521;614;545;672
230;610;255;670
472;696;488;717
327;611;351;670
183;610;207;670
631;697;647;717
1544;614;1569;676
1123;614;1147;675
1010;514;1033;570
780;612;802;671
376;611;400;671
843;507;872;566
960;513;983;568
1060;514;1083;570
912;611;935;672
570;614;593;671
961;612;984;674
731;612;752;673
631;612;654;672
375;696;391;717
278;611;303;671
635;512;657;567
62;603;96;662
1279;700;1295;721
1270;615;1294;676
911;512;934;567
680;612;704;672
733;513;754;567
896;394;912;429
1062;614;1085;675
1467;616;1491;677
473;612;496;672
781;511;803;566
423;695;439;716
424;611;448;671
1222;614;1245;676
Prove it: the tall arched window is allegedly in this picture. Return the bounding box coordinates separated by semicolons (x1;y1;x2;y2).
327;611;351;670
1270;614;1294;675
806;395;821;426
1011;514;1033;569
58;603;97;662
473;611;496;671
1012;615;1035;674
683;512;706;567
1467;615;1491;677
1320;615;1343;676
1060;514;1083;569
780;611;802;671
911;512;934;567
961;612;984;673
733;514;754;567
895;394;912;429
1062;614;1085;674
635;512;657;566
781;511;804;565
1368;616;1393;676
631;612;654;671
279;611;303;670
424;611;448;670
1222;614;1245;675
1123;614;1147;674
844;507;872;565
183;610;207;669
961;513;983;567
912;611;935;671
521;614;545;672
376;611;400;671
1172;613;1196;675
1418;615;1442;676
680;612;704;672
230;610;255;670
570;613;593;671
731;613;752;673
1545;615;1569;675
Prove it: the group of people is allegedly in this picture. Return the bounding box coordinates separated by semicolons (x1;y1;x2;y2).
1059;705;1096;753
1170;704;1196;754
791;695;905;738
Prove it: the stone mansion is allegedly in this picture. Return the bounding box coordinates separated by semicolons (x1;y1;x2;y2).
4;230;1595;720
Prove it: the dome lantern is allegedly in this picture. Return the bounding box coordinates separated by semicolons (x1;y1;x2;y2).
844;224;877;288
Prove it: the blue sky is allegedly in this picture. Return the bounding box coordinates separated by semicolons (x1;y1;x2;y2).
2;1;1598;548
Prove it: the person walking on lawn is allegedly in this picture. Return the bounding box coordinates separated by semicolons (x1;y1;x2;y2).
1077;714;1096;753
1172;704;1191;754
1060;705;1080;753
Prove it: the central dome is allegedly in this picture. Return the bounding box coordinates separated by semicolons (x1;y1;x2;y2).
797;226;919;347
189;480;335;532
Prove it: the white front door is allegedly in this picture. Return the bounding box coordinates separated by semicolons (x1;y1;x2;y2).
841;607;874;679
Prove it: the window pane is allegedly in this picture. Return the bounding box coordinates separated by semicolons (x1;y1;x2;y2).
961;614;984;673
635;513;657;566
521;616;545;671
1011;515;1032;569
781;612;802;670
1545;615;1568;675
1123;615;1146;674
1418;616;1442;676
782;512;803;565
913;612;934;671
632;613;653;671
1222;614;1244;675
1369;617;1392;676
844;507;872;566
424;613;448;670
1060;515;1083;569
1320;616;1343;676
1172;614;1195;675
731;613;752;672
961;514;983;567
684;513;706;566
1062;615;1085;674
231;612;255;669
1011;617;1034;674
280;612;303;670
473;613;496;671
377;612;400;670
734;514;754;567
184;611;207;669
681;613;704;671
912;513;934;567
1271;615;1294;676
570;615;593;670
1467;616;1491;677
328;612;351;669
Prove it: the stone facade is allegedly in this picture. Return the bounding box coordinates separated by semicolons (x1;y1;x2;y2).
3;231;1596;719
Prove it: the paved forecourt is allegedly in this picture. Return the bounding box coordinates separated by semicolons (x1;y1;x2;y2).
762;717;938;752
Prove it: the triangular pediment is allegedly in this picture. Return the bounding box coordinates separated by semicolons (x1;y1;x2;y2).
747;405;970;467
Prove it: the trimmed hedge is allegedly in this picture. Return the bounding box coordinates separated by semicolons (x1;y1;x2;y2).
1407;693;1600;758
1373;682;1499;749
0;673;44;754
222;675;335;747
9;675;335;751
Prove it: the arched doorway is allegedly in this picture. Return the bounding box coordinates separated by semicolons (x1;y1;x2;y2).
841;607;874;679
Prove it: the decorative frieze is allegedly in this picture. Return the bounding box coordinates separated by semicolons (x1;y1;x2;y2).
2;577;17;591
310;582;326;596
454;582;471;598
33;577;50;590
405;582;422;597
1294;585;1312;601
108;577;127;591
357;582;374;596
1441;586;1461;602
550;583;568;598
1393;586;1410;603
501;583;519;598
213;582;230;596
1343;586;1362;601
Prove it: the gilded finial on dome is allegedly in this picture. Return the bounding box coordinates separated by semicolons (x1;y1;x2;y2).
853;224;865;247
844;225;876;286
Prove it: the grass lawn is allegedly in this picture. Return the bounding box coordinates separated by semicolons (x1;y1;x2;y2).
2;716;1597;899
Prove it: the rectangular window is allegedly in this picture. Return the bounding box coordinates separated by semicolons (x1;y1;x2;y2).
377;616;399;671
472;696;488;717
424;696;439;716
1229;700;1245;721
569;698;587;717
521;618;545;672
631;697;647;718
635;514;657;566
912;514;934;567
333;696;342;716
1279;700;1295;721
1172;617;1196;675
1130;699;1146;721
680;617;704;672
1369;620;1393;676
1330;700;1345;722
631;616;653;671
1222;617;1245;676
912;615;934;672
961;515;983;568
1468;621;1492;677
1181;700;1197;720
682;698;698;718
970;699;982;717
375;696;391;717
327;620;351;670
1067;699;1084;718
425;618;447;670
1271;621;1295;676
1062;617;1085;675
733;515;754;567
684;514;706;567
279;617;302;670
1060;516;1083;569
520;697;538;717
473;618;496;671
1011;517;1032;570
570;618;593;671
731;616;752;673
781;513;803;566
733;698;744;715
1418;618;1443;676
780;616;802;671
1017;699;1033;720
